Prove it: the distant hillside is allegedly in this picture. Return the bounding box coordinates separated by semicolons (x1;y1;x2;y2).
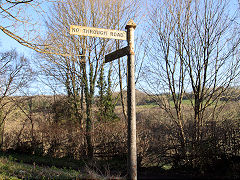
112;89;155;106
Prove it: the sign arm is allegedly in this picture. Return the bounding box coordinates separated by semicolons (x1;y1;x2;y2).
105;46;129;63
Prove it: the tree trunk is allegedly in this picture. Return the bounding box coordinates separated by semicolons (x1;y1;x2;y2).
86;100;93;158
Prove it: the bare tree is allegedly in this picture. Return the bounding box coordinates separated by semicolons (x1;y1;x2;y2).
0;49;32;147
0;0;48;50
144;0;240;159
38;0;139;158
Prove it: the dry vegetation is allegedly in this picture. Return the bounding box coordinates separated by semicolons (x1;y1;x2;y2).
0;91;239;179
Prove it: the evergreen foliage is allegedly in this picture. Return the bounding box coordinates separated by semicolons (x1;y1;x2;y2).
96;64;118;122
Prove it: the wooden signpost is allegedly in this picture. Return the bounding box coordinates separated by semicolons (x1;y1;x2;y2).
70;20;137;180
104;20;137;180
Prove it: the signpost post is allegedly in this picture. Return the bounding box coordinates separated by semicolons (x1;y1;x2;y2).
104;19;137;180
70;19;137;180
125;19;137;180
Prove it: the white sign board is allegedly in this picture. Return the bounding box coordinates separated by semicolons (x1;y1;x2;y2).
70;25;126;40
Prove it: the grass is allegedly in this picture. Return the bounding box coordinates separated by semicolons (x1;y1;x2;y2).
168;99;220;108
169;99;193;107
0;155;83;179
0;152;124;179
135;100;196;110
135;99;216;109
0;151;85;171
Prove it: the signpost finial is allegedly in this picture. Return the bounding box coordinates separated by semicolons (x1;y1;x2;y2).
125;19;137;29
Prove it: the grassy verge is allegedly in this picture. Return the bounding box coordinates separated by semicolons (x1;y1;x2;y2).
0;152;124;179
0;156;83;179
0;151;85;171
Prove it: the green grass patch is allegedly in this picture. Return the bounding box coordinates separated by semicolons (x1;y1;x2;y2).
0;155;84;179
162;164;173;170
169;99;193;107
0;151;124;179
169;99;220;107
0;151;85;171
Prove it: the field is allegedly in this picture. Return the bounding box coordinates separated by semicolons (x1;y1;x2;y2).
0;93;239;179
